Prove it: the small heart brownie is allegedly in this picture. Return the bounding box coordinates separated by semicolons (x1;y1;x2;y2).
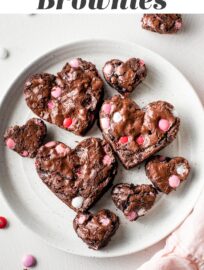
112;183;157;221
73;209;119;250
4;118;47;158
141;14;182;34
102;58;147;95
145;156;190;194
35;138;117;212
99;95;180;169
24;58;104;136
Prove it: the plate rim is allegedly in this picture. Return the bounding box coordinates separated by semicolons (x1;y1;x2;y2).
0;38;204;258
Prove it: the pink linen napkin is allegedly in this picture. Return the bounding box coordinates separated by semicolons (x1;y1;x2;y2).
138;193;204;270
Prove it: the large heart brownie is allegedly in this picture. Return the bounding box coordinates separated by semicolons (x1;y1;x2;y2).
24;58;104;136
102;58;147;95
112;183;157;221
99;95;180;169
141;14;182;34
145;155;190;194
4;118;47;158
73;209;119;250
35;138;117;212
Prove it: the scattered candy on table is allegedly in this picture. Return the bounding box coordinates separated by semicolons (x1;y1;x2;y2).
0;216;8;229
0;47;9;59
22;254;36;268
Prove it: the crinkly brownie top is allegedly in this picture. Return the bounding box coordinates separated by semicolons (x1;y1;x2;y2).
24;58;104;136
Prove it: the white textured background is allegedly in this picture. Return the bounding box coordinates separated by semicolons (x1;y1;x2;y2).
0;14;203;270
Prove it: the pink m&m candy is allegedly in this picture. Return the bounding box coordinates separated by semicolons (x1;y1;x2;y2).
78;215;86;224
139;59;145;66
158;119;170;132
126;211;137;221
6;138;16;149
22;255;36;268
51;87;61;98
175;21;182;30
0;216;8;229
102;103;112;115
69;58;80;68
55;144;66;155
168;175;180;188
136;135;144;145
103;64;113;75
45;141;56;148
103;155;112;166
100;217;110;226
47;100;54;109
22;151;29;157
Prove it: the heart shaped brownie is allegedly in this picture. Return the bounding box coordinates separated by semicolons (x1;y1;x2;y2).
73;209;119;250
24;58;104;136
102;58;147;95
141;14;182;34
35;137;117;212
145;155;190;194
4;118;47;158
112;183;157;221
99;95;180;169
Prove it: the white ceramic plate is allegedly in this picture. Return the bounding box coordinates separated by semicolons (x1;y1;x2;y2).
0;40;204;258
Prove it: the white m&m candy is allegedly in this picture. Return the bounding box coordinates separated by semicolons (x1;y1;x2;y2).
176;164;187;176
72;196;83;209
113;112;122;123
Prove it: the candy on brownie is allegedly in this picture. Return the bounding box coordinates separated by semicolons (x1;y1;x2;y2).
4;118;47;158
73;209;119;250
141;14;183;34
145;155;190;194
99;95;180;169
24;58;104;136
112;183;157;221
102;58;147;95
35;138;117;212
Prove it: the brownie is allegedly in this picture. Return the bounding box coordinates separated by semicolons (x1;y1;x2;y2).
35;138;117;212
73;209;119;250
112;183;157;221
141;14;183;34
99;95;180;169
4;118;47;158
145;155;190;194
24;58;104;136
102;58;147;95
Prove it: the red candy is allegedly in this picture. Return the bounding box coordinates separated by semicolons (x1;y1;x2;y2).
136;135;144;145
0;216;7;229
119;136;128;144
63;118;72;128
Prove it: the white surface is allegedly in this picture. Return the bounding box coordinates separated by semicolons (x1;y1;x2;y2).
1;39;204;258
0;14;204;269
